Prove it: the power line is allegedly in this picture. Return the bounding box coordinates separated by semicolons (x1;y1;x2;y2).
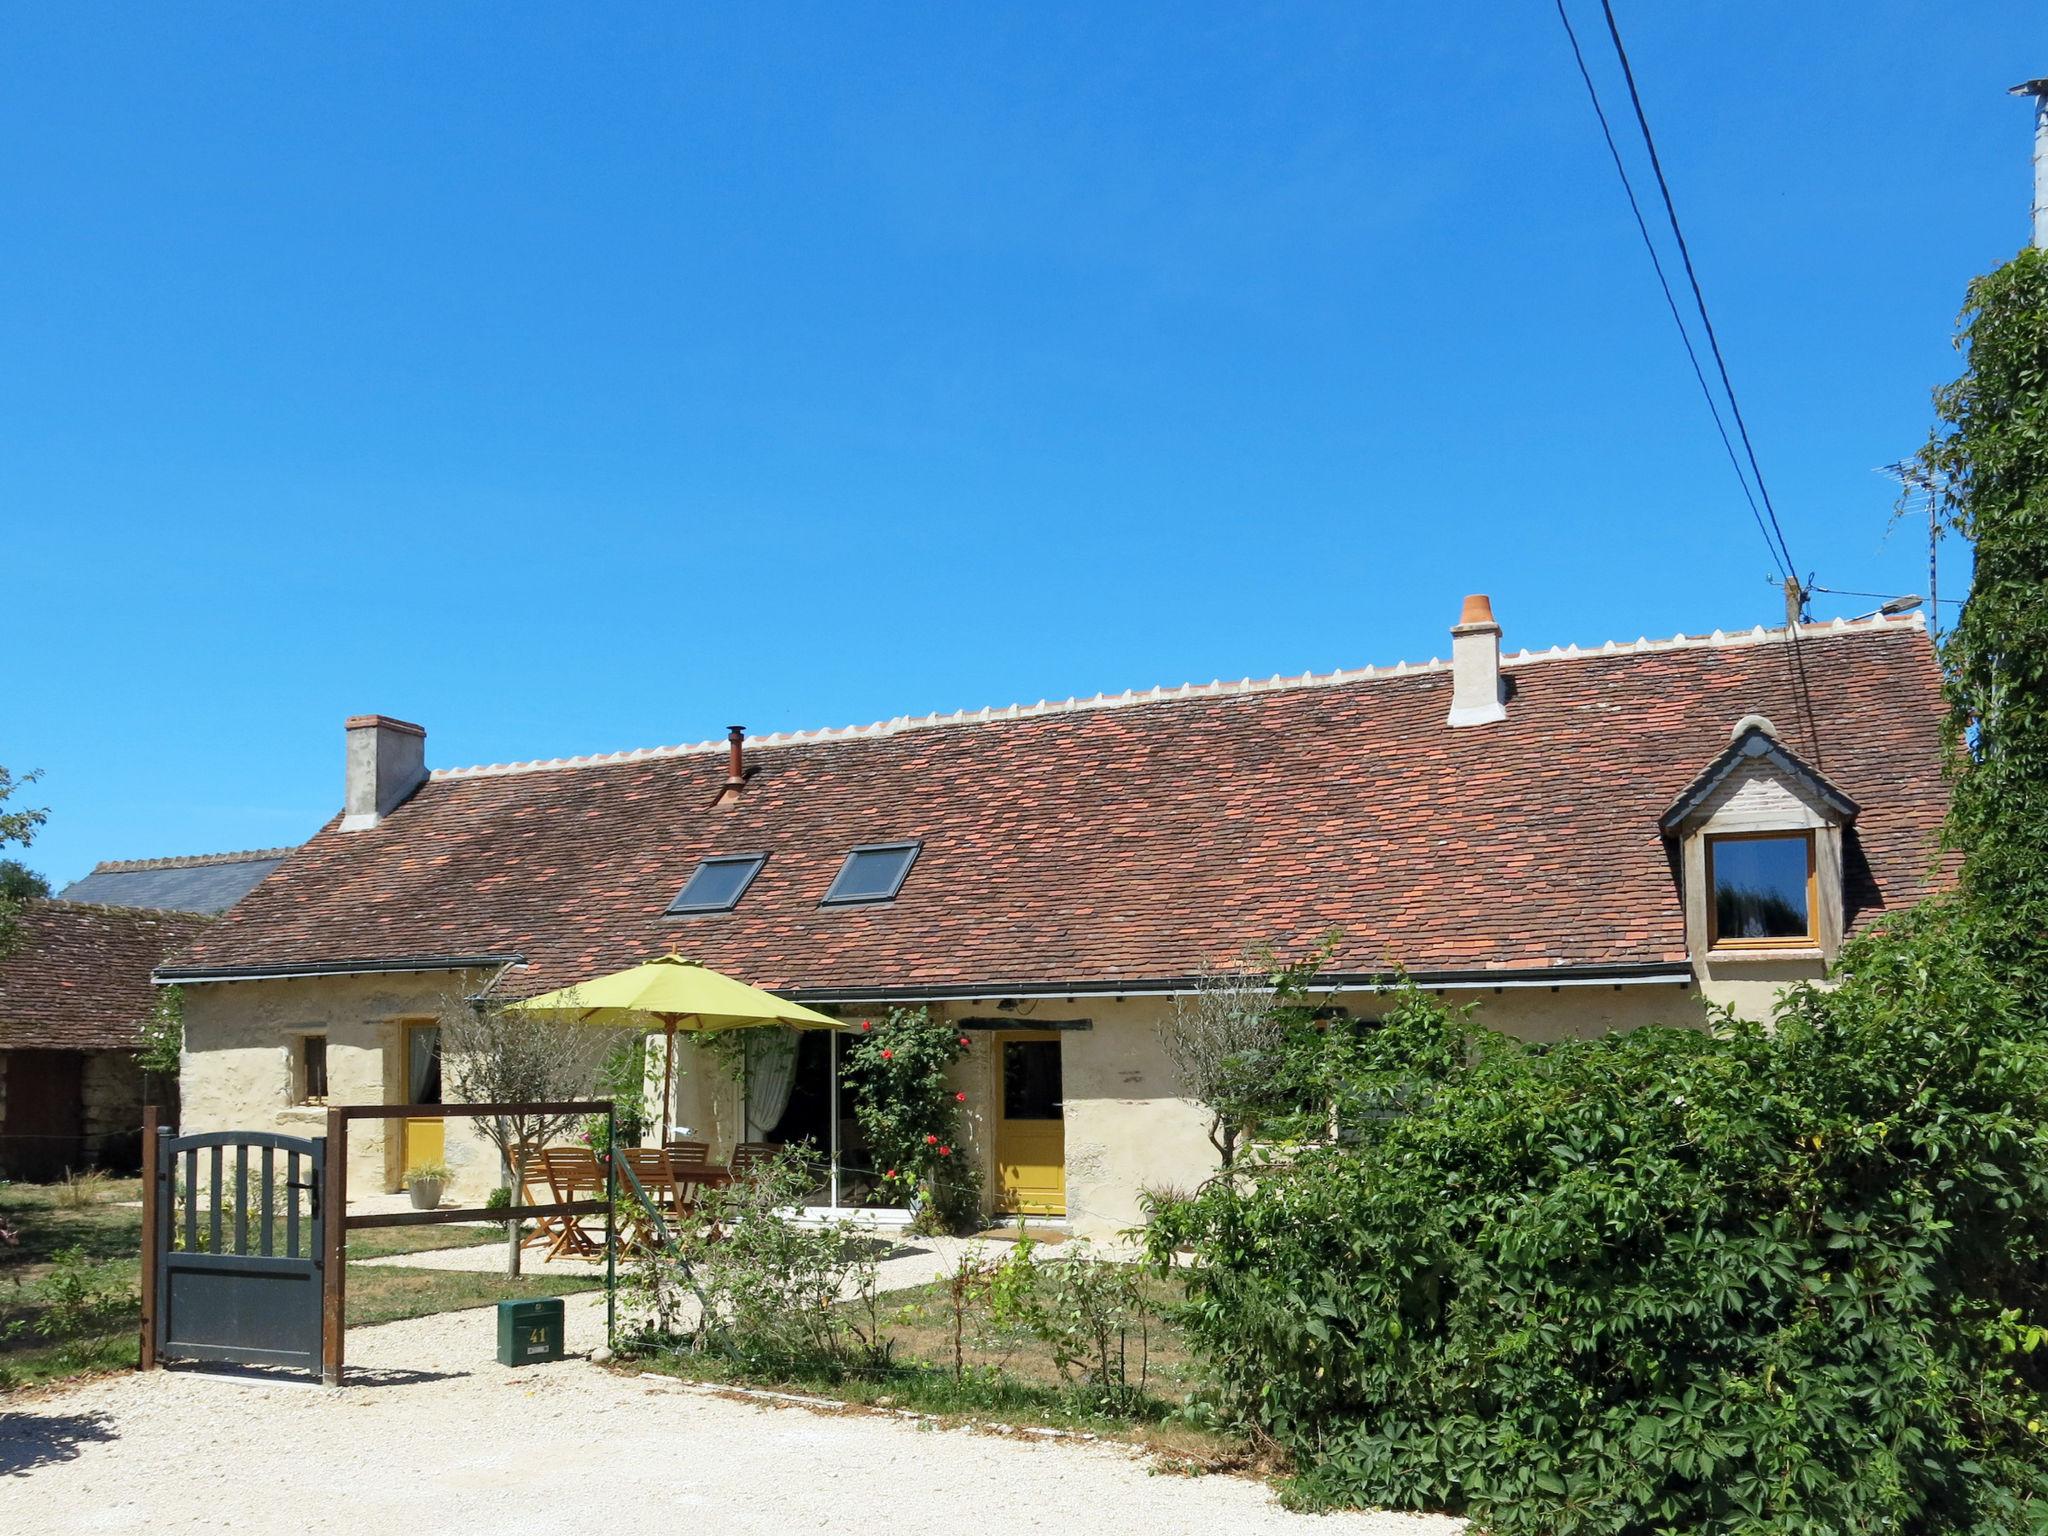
1809;585;1961;608
1594;0;1801;583
1555;1;1822;763
1550;0;1790;586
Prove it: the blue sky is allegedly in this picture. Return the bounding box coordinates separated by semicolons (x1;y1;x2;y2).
5;3;2041;886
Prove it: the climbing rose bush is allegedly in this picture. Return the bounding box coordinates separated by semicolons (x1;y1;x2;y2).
844;1007;980;1230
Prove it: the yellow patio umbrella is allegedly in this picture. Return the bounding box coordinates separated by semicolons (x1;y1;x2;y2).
509;953;848;1137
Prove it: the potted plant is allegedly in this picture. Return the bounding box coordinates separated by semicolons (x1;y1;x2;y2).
403;1160;452;1210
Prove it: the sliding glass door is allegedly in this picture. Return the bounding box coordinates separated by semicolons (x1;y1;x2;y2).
742;1028;902;1213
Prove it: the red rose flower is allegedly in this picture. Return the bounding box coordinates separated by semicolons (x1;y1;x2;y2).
939;1146;952;1157
954;1092;967;1102
881;1048;893;1060
958;1037;970;1047
886;1168;897;1178
924;1134;938;1145
861;1020;872;1032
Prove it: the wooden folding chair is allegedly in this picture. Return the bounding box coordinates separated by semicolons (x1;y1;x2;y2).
727;1142;782;1181
664;1138;710;1167
614;1146;677;1251
533;1146;605;1261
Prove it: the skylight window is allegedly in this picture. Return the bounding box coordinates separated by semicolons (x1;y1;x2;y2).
666;853;767;915
821;841;921;906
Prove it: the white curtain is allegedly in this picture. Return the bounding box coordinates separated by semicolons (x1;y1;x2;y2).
744;1028;799;1138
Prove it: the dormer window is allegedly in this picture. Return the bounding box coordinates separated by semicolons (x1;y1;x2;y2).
1706;831;1816;947
821;841;920;906
1662;719;1858;969
666;853;767;915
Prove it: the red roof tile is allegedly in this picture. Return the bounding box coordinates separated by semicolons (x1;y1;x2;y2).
165;620;1950;997
1;902;213;1050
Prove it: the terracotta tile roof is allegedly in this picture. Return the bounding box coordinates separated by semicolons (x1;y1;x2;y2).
163;617;1950;998
0;902;213;1050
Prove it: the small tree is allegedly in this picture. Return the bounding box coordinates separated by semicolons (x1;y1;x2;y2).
1158;932;1341;1169
0;860;48;903
1159;965;1283;1170
0;767;47;956
437;989;605;1275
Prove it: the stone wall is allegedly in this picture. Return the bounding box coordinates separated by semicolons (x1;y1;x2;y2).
82;1050;146;1170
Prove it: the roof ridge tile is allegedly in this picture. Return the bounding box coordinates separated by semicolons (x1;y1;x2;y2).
427;613;1926;783
88;847;296;873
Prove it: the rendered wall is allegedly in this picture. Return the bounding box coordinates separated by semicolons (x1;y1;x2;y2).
184;967;1767;1238
179;970;499;1197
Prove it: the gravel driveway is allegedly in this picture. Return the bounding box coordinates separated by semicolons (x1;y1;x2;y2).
2;1283;1462;1536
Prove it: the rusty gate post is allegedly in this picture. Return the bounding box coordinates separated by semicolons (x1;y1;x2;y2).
321;1106;347;1387
138;1105;160;1372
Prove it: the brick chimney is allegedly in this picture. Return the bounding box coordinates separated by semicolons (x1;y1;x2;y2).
1445;594;1507;728
341;715;427;831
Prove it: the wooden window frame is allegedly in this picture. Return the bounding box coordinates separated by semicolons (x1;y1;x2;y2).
1705;829;1818;949
294;1033;329;1106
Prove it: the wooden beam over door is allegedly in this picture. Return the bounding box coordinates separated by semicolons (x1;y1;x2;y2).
954;1016;1093;1031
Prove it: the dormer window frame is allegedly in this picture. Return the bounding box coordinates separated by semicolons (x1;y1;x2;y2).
1663;723;1857;968
1703;828;1819;951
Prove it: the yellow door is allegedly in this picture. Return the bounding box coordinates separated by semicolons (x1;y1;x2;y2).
402;1023;444;1176
994;1031;1065;1216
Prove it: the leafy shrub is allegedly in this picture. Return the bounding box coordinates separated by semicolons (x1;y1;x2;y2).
25;1247;133;1353
627;1147;891;1377
990;1239;1154;1413
595;1033;652;1143
1147;903;2048;1533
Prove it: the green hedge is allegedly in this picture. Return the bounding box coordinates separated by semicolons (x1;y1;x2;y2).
1148;904;2048;1533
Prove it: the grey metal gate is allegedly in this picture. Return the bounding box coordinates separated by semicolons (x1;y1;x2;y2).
151;1129;326;1374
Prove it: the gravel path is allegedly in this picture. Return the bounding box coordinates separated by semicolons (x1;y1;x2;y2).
3;1263;1461;1536
8;1228;1466;1536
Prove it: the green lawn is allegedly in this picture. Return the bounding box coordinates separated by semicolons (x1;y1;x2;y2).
0;1175;599;1390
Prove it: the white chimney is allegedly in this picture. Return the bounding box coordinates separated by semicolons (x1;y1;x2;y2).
1446;594;1507;728
341;714;427;831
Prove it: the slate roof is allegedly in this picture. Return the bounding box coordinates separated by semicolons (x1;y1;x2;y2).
0;902;213;1051
160;617;1950;999
59;848;293;916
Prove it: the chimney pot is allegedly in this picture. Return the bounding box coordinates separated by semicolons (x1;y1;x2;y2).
723;726;747;793
341;715;427;831
1446;594;1507;728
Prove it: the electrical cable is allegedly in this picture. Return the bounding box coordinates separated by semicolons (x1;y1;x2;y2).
1551;0;1789;585
1594;0;1802;584
1556;0;1823;762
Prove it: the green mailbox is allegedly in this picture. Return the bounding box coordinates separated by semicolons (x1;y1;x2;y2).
496;1297;565;1367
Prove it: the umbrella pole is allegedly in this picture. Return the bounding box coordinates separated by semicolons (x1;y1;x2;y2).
661;1020;677;1139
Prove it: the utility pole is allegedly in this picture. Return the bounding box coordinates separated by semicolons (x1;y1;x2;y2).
2012;78;2048;249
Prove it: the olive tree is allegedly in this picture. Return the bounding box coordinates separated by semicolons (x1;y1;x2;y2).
1158;964;1286;1170
437;988;609;1275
